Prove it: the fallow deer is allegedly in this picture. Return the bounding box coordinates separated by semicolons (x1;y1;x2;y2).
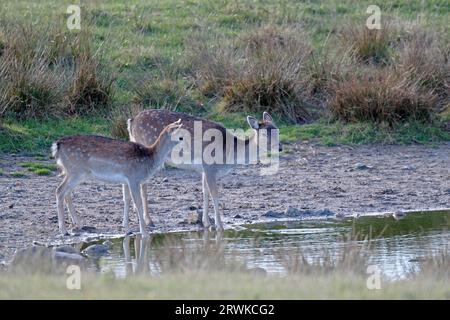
127;109;281;231
52;119;183;237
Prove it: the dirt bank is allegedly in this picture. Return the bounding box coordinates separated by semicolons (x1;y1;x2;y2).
1;141;449;263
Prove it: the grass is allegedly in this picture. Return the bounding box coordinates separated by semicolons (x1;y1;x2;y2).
0;0;449;154
1;114;449;154
18;162;57;175
0;116;109;154
1;272;450;299
9;171;26;178
280;120;450;146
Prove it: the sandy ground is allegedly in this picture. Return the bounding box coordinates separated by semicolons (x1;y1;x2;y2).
1;141;449;263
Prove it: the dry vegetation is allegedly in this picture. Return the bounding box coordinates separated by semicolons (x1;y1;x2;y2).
185;22;449;126
0;0;449;150
0;24;113;119
185;26;322;123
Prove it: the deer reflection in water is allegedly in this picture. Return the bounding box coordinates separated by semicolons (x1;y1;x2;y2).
121;230;224;277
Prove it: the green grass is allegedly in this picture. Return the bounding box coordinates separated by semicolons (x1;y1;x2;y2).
0;0;449;154
280;120;450;146
1;272;449;299
9;171;26;178
1;0;448;105
0;117;109;154
1;115;448;154
18;162;57;175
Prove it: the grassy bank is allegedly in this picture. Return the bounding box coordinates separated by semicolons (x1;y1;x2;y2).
1;117;449;154
1;272;449;299
0;0;449;154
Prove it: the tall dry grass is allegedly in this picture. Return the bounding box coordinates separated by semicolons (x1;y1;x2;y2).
185;21;448;125
328;22;448;125
186;25;324;123
0;24;114;119
328;70;437;124
109;103;144;139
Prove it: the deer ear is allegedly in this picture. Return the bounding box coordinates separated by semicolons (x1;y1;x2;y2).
247;116;259;130
263;112;273;122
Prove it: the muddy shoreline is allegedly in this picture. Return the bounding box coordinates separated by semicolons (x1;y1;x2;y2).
1;141;449;263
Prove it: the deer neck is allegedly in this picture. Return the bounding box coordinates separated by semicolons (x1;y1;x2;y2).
148;135;172;170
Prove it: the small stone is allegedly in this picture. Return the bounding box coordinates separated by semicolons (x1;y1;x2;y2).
186;212;200;224
284;206;300;217
81;226;97;232
393;211;406;220
82;244;109;258
402;165;414;171
188;205;197;211
8;204;14;209
355;163;370;170
335;212;346;219
233;214;243;219
319;209;335;216
262;210;284;218
102;240;113;248
162;177;169;183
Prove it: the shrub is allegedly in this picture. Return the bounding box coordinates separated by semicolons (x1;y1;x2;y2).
110;104;144;140
328;70;437;125
338;22;393;65
65;50;114;115
0;26;64;119
186;26;323;123
0;24;114;119
396;28;449;109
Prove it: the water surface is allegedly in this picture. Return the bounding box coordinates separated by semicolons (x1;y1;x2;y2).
83;210;450;280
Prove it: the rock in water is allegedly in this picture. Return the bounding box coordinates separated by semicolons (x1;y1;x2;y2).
334;212;346;219
82;244;110;258
53;245;79;254
102;240;113;248
262;210;284;218
393;211;406;220
284;207;301;217
53;251;85;264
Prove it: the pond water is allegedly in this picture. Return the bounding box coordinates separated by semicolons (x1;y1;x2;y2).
83;210;450;280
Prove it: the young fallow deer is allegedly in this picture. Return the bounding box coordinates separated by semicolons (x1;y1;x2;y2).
52;119;183;237
127;109;281;231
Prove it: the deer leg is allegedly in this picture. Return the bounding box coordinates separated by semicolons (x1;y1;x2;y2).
122;184;132;231
128;182;148;238
201;172;211;228
140;183;153;226
204;172;223;231
136;235;150;274
56;175;81;235
65;194;83;228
